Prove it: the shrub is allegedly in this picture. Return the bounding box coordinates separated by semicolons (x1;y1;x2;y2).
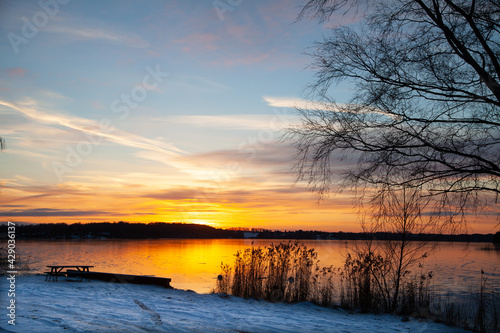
215;241;324;303
215;242;499;332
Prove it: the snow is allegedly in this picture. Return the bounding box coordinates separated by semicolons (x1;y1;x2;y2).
1;275;467;333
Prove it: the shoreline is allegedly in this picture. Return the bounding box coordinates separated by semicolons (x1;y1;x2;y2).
0;275;468;332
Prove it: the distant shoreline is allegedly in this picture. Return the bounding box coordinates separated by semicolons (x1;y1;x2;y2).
0;221;496;243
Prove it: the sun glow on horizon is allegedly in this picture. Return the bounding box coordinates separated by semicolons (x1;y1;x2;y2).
0;1;497;235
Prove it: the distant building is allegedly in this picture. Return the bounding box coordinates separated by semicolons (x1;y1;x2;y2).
243;232;259;239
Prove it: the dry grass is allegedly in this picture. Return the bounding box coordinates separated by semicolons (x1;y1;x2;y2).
216;241;499;332
215;241;321;303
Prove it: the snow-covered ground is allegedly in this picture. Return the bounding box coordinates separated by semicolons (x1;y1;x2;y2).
1;275;466;333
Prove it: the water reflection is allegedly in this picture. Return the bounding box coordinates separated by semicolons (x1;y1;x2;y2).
18;239;499;294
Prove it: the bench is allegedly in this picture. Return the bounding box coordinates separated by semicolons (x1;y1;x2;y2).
45;265;94;282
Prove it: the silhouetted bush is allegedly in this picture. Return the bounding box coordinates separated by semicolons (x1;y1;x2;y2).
215;241;321;303
215;242;498;332
337;243;433;315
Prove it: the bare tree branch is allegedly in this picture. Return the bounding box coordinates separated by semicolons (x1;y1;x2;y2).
290;0;500;226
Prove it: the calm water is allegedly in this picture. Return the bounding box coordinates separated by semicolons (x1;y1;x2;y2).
17;239;499;295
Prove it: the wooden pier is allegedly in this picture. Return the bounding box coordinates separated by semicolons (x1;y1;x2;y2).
64;269;172;288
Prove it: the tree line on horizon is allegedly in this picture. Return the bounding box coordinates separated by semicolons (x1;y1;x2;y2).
0;221;497;242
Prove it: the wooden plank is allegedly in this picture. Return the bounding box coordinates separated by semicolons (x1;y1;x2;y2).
47;265;94;269
66;270;172;288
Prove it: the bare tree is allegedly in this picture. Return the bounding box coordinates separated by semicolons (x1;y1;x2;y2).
290;0;500;227
370;181;438;311
336;172;437;312
0;137;5;150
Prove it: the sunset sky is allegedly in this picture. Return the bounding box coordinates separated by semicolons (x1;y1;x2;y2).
0;0;496;233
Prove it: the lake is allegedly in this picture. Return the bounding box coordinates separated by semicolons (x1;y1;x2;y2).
16;239;499;296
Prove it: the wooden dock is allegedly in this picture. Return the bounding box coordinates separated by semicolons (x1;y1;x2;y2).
66;270;172;288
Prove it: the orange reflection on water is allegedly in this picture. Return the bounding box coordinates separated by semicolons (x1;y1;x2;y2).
19;239;499;294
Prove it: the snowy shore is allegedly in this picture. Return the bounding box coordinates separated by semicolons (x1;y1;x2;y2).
1;275;466;333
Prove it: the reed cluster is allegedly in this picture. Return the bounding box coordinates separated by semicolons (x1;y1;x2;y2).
215;241;322;303
216;241;499;332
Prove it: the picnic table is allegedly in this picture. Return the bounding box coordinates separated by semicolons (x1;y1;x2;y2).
45;265;94;281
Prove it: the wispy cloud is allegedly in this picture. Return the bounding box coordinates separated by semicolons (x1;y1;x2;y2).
263;96;330;110
191;142;296;170
0;99;184;157
264;96;392;117
44;19;149;48
156;114;282;130
39;89;72;101
2;99;298;183
0;208;113;217
3;149;52;160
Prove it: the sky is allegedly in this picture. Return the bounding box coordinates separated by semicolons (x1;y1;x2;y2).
0;0;496;233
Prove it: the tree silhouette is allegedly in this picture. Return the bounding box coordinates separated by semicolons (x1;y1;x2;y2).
290;0;500;226
368;180;437;311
